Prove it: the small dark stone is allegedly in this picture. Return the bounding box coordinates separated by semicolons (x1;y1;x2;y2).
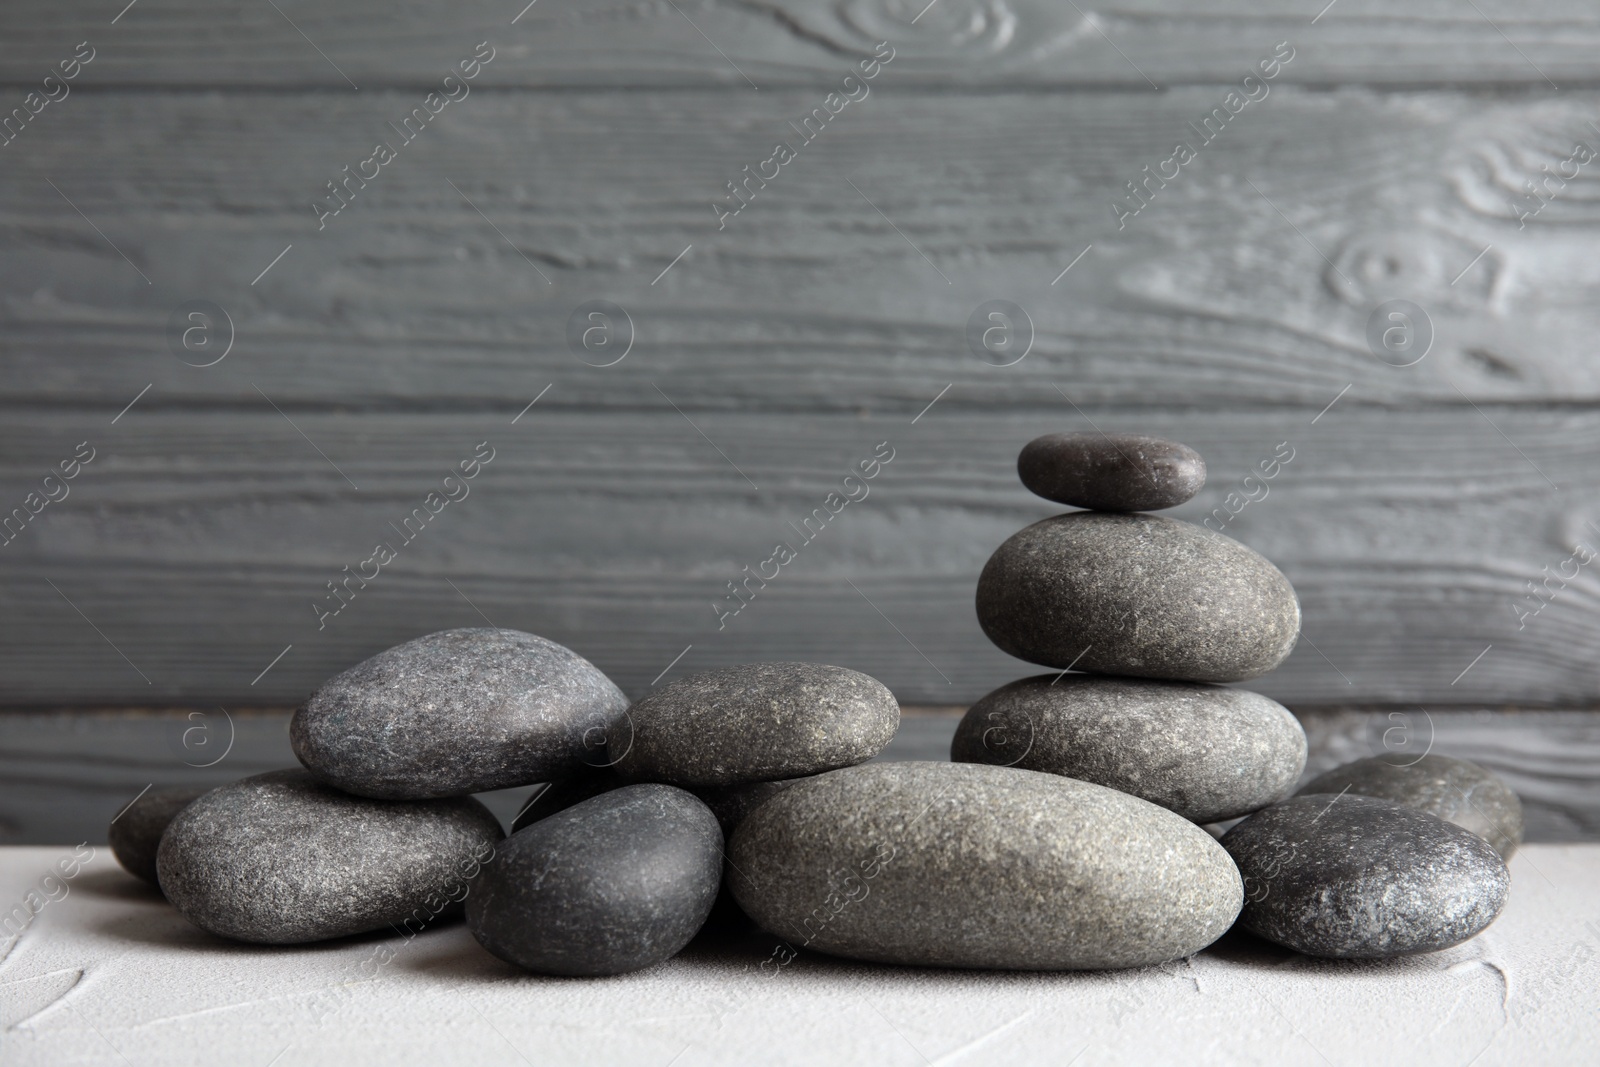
467;784;722;976
509;770;626;834
729;762;1241;970
157;769;502;944
951;675;1305;823
976;512;1300;682
292;628;629;799
108;786;208;887
1298;754;1523;859
1221;794;1509;958
693;779;802;836
612;663;898;787
1018;432;1206;511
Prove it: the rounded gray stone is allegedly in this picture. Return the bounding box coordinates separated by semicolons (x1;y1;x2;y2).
728;761;1243;970
467;784;723;976
950;675;1306;823
157;769;503;944
1018;432;1205;512
976;512;1300;682
1298;754;1523;860
108;786;208;887
611;662;899;787
1221;793;1510;958
509;769;626;835
292;628;629;799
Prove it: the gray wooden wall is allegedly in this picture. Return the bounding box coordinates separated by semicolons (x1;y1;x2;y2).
2;0;1599;714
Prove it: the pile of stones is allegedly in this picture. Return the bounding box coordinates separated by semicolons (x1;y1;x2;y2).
109;433;1519;974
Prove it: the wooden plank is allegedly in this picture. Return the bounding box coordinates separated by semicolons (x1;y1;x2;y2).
3;89;1598;409
0;406;1595;706
2;1;1598;88
4;707;1595;845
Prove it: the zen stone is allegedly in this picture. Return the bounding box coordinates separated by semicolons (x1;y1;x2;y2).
157;769;502;944
509;769;625;834
1298;754;1523;859
976;512;1300;682
292;628;629;799
612;663;898;787
108;786;208;887
467;784;722;976
728;762;1241;970
1018;431;1206;511
950;675;1305;823
1221;794;1509;958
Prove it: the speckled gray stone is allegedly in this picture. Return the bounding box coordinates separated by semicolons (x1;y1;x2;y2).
1018;432;1206;512
1298;755;1523;860
728;762;1242;970
509;769;626;834
467;784;722;976
157;769;502;944
692;779;802;836
292;628;629;799
612;663;899;787
1221;794;1509;958
950;675;1306;823
976;513;1300;682
108;786;208;887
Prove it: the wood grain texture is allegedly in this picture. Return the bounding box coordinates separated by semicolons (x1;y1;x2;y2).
0;407;1594;705
3;89;1598;410
5;707;1594;845
2;0;1599;88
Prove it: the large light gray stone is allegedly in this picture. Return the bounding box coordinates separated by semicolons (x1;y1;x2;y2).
292;628;629;799
951;675;1305;822
975;512;1300;682
612;662;898;787
157;769;502;944
728;761;1242;970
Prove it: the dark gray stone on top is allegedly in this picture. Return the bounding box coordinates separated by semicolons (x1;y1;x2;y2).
292;628;629;799
728;761;1242;970
612;662;898;787
108;785;208;887
1221;793;1509;958
951;675;1305;823
1298;754;1523;859
157;769;503;944
467;784;722;976
975;512;1300;682
1018;432;1205;512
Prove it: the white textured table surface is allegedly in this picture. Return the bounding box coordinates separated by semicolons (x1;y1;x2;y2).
2;845;1596;1067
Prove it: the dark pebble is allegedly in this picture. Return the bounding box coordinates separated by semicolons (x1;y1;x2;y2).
108;786;208;887
467;784;723;976
509;770;626;834
1221;793;1510;958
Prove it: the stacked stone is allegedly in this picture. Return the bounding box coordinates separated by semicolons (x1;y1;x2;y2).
944;432;1513;960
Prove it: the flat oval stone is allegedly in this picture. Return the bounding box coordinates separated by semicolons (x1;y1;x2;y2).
728;762;1242;970
1221;794;1509;958
976;513;1300;681
950;675;1305;823
292;628;629;799
1298;754;1523;859
509;769;626;834
108;786;208;887
467;784;722;976
1018;432;1205;511
157;769;502;944
611;663;898;787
